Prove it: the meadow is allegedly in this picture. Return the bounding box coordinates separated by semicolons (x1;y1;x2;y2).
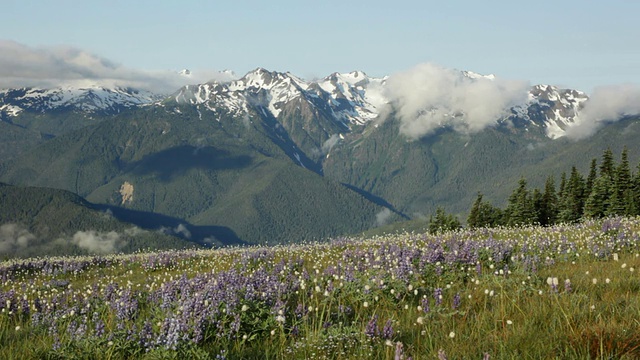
1;217;640;359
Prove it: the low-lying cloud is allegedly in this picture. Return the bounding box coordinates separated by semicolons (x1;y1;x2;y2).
321;134;341;154
384;63;530;139
72;230;124;254
0;223;36;253
566;84;640;140
374;208;394;227
0;40;235;93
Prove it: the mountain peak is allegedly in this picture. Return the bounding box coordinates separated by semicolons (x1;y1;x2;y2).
0;86;161;116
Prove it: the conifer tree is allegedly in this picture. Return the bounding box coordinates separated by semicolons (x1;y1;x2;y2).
538;175;558;225
532;188;543;224
605;188;624;217
584;175;611;218
600;147;615;179
615;146;633;215
558;172;567;200
429;207;461;233
585;158;598;199
633;162;640;216
558;167;585;223
467;192;503;228
505;177;536;226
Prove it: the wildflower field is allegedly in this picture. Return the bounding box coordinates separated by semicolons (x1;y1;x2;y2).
2;217;640;359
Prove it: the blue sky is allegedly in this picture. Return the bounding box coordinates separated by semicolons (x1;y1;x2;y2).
2;0;639;93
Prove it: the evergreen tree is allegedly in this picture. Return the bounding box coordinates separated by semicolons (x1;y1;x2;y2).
429;207;461;233
558;172;567;200
558;167;585;223
585;158;598;199
600;147;615;179
605;188;624;217
584;175;611;218
633;162;640;216
538;175;558;226
505;177;536;226
467;192;503;228
615;146;633;215
532;188;543;224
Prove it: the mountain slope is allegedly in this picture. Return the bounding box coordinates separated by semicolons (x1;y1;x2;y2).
0;104;385;245
0;183;194;258
0;67;637;249
324;114;640;218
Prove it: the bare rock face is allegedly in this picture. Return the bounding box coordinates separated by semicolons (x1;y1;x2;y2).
119;181;134;205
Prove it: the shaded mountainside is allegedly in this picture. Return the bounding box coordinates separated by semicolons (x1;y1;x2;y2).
0;105;386;246
0;183;196;258
323;115;640;219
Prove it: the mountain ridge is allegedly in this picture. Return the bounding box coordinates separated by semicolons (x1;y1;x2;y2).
1;67;592;140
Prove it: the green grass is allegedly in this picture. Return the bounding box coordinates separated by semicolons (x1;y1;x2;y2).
1;218;640;359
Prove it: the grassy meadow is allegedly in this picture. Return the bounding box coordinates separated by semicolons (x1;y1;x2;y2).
1;217;640;359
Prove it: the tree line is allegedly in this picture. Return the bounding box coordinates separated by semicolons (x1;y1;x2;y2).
429;147;640;232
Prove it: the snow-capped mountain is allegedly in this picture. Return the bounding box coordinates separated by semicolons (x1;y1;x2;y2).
173;68;387;127
0;86;162;117
512;85;589;139
1;67;592;139
173;67;590;139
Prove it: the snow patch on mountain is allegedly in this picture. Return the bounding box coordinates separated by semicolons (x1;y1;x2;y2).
172;66;600;139
173;68;388;127
511;84;589;139
0;86;161;116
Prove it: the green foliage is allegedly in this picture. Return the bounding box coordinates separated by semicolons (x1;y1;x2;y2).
538;176;559;226
557;167;586;223
428;207;461;233
467;192;503;228
505;178;537;226
474;146;640;227
584;176;611;219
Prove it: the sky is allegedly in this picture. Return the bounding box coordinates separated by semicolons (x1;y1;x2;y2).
1;0;639;94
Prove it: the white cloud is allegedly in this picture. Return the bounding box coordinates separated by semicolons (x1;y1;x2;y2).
383;63;530;139
566;84;640;140
72;230;123;254
174;224;192;239
0;223;36;253
0;40;235;93
374;208;393;227
321;134;341;155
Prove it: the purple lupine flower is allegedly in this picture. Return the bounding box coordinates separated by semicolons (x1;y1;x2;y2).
434;288;443;306
139;320;154;351
365;315;379;338
383;319;394;340
421;297;430;313
452;293;461;310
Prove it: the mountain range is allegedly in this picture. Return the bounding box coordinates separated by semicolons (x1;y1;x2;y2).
0;67;638;256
